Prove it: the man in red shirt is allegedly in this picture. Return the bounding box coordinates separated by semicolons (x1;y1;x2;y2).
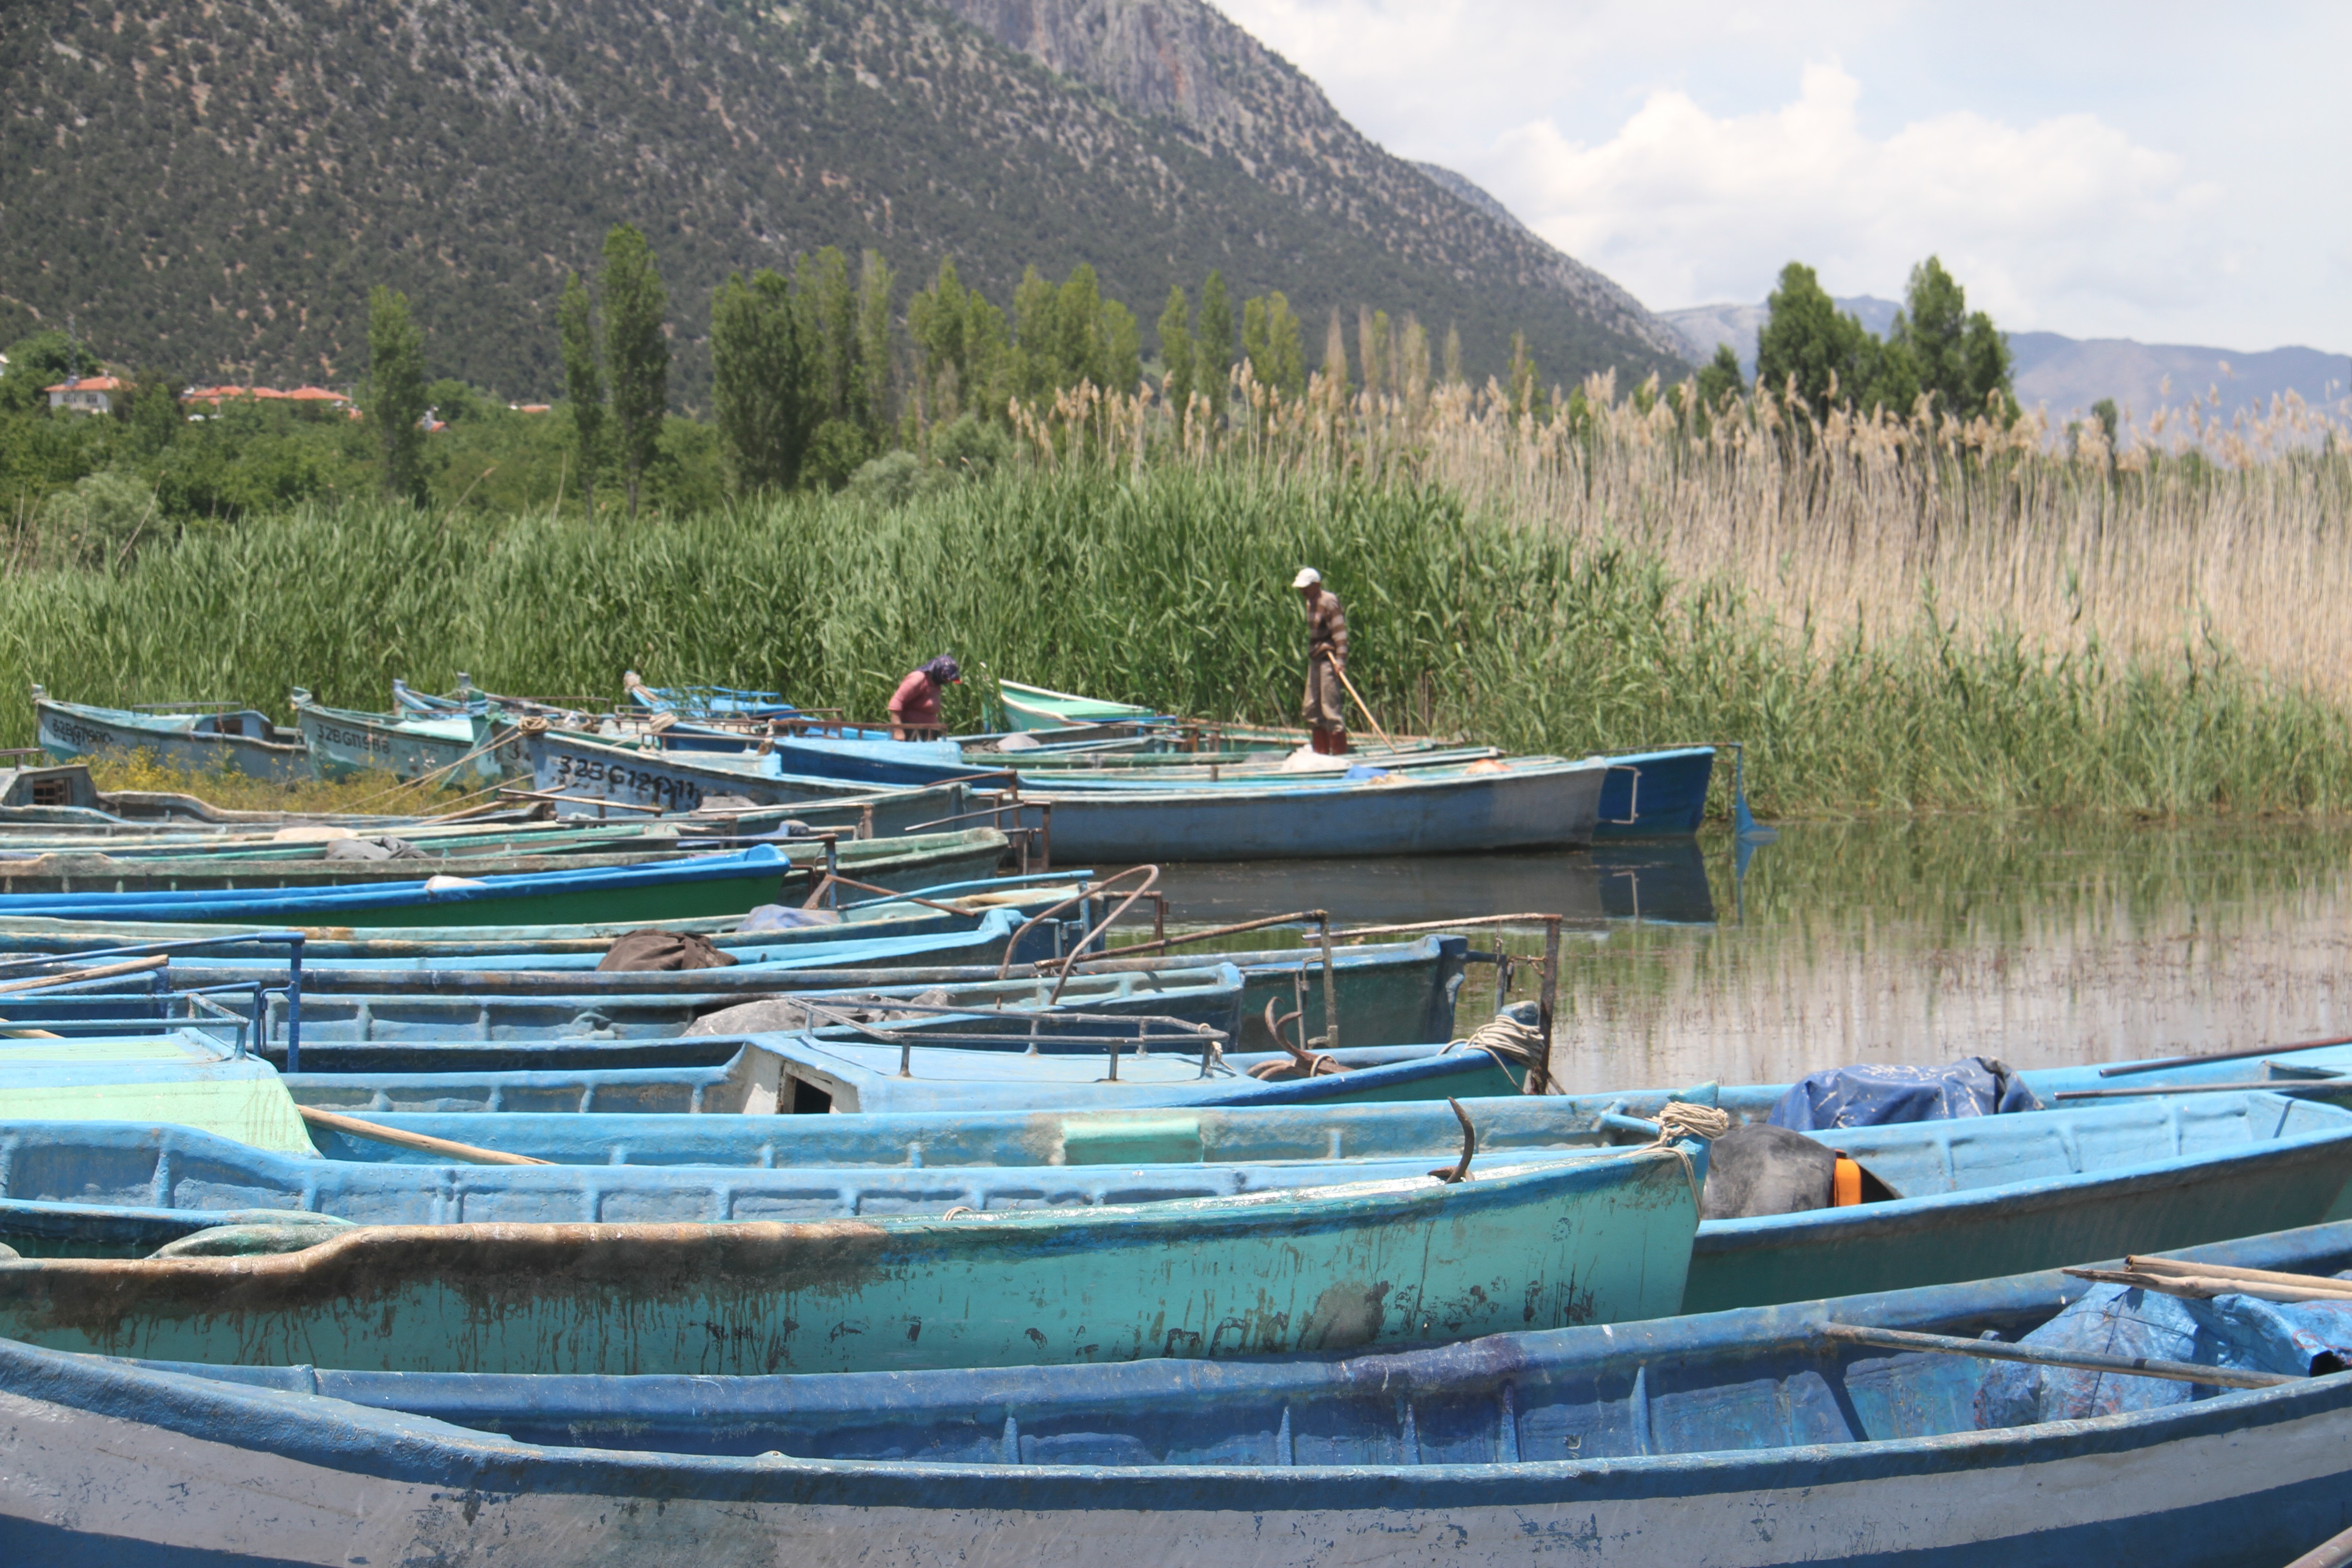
888;655;961;739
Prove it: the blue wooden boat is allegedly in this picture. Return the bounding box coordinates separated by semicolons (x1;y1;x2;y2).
1587;743;1717;836
282;1034;1527;1115
524;730;987;826
274;1084;2352;1304
289;689;513;784
8;1220;2343;1565
0;1137;1705;1375
32;687;310;782
0;1117;1631;1239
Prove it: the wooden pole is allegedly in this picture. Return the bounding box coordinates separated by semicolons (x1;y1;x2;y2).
296;1104;550;1166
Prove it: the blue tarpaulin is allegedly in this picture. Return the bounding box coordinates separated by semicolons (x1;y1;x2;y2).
1767;1058;2041;1131
1976;1276;2352;1428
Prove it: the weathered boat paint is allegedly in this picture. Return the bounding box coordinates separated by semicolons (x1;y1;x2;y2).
524;730;981;828
292;692;512;784
0;1147;1702;1374
5;1224;2352;1566
280;1034;1525;1115
0;1119;1627;1240
0;1029;312;1155
32;691;311;782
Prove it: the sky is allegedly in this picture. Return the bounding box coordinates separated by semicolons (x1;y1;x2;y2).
1210;0;2349;352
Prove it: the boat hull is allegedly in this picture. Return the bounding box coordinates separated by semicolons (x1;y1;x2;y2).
34;699;309;784
1037;761;1609;860
1591;745;1716;837
524;731;965;836
0;1150;1699;1375
295;702;510;785
7;1237;2352;1566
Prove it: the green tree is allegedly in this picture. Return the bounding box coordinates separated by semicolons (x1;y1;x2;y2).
1051;265;1105;388
797;247;857;424
1442;323;1464;386
907;258;1009;426
710;269;810;494
600;223;670;520
1755;262;1872;421
856;249;896;440
1695;344;1745;413
557;273;605;517
1196;271;1233;421
364;284;427;502
1156;285;1196;420
119;369;187;458
0;331;76;416
1886;256;2014;421
1010;265;1060;403
1241;292;1306;401
1101;298;1141;394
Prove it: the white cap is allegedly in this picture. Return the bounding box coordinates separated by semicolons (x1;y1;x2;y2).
1292;567;1322;589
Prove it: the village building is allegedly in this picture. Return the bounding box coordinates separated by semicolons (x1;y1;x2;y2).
43;375;125;413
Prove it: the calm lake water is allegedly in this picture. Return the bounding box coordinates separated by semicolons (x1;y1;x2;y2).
1137;817;2352;1095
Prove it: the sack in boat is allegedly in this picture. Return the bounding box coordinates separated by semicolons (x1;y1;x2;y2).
323;836;429;862
598;930;740;972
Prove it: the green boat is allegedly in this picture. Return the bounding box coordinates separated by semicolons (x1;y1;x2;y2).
291;690;514;786
0;1144;1702;1374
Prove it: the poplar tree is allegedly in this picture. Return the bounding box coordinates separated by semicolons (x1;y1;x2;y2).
856;250;896;440
710;269;810;494
1156;285;1195;419
600;224;669;519
556;273;603;516
365;285;427;502
1196;271;1233;420
797;248;857;422
1442;323;1464;386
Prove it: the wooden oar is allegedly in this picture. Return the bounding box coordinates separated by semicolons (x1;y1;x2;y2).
0;955;168;995
295;1105;550;1166
2288;1519;2352;1568
2064;1265;2352;1304
1821;1323;2296;1389
1327;662;1397;752
2128;1254;2352;1292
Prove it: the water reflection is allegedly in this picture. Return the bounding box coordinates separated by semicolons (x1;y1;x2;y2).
1137;816;2352;1094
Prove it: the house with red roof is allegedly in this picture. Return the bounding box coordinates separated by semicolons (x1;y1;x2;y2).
44;375;125;414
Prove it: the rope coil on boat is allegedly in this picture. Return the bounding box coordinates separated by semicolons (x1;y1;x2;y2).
1647;1102;1732;1147
1640;1101;1731;1210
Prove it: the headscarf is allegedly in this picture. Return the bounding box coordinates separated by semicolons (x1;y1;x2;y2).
922;655;963;685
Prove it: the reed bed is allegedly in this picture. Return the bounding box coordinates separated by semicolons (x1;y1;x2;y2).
0;372;2346;819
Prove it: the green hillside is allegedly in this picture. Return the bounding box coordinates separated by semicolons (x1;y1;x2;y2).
2;0;1684;401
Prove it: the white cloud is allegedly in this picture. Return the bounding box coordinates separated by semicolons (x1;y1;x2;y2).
1488;63;2224;335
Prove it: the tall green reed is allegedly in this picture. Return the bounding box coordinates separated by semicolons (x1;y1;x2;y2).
2;465;2348;818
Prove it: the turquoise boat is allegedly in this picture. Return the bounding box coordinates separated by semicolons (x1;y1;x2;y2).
0;1140;1703;1375
524;730;991;830
15;1223;2344;1566
290;689;513;785
289;1082;2352;1308
283;1034;1525;1115
32;688;309;782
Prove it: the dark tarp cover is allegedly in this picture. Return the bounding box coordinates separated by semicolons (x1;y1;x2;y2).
1767;1057;2041;1132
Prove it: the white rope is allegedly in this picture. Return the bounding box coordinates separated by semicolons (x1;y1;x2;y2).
1648;1102;1731;1146
1444;1011;1545;1068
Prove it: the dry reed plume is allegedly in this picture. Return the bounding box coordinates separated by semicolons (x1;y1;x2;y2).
1017;363;2352;703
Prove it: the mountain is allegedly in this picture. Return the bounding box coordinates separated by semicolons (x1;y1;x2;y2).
1;0;1685;402
1662;299;2349;424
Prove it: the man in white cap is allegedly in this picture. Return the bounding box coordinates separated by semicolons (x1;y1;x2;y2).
1293;567;1349;755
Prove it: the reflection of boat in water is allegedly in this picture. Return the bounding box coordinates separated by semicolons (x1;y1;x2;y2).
1143;838;1717;928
